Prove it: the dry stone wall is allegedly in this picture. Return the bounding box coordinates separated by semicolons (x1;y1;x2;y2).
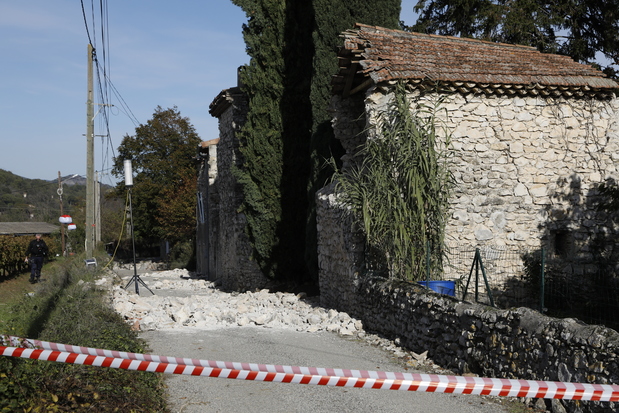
317;193;619;413
357;275;619;413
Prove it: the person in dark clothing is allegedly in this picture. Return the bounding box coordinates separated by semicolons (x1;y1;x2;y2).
25;233;48;283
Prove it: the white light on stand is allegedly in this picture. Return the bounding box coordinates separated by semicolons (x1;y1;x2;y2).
122;159;153;295
124;159;133;187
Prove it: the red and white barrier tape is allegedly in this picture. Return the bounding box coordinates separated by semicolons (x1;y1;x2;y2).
1;337;618;402
0;335;412;380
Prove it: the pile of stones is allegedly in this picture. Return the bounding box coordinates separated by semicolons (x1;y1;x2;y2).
109;268;363;336
103;267;442;370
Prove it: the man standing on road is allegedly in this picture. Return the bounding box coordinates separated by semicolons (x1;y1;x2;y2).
25;234;48;283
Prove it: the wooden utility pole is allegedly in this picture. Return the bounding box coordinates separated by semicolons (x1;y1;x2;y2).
58;171;65;257
86;44;95;257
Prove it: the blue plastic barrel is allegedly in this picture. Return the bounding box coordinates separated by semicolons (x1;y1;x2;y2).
417;280;455;297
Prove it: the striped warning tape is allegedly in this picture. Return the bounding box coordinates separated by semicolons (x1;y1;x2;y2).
1;335;417;380
1;337;618;401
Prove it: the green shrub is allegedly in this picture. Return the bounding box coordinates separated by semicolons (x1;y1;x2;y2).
168;239;196;270
0;253;168;412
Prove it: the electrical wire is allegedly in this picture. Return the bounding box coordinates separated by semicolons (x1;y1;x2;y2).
80;0;93;46
105;74;140;127
76;0;143;260
81;0;140;185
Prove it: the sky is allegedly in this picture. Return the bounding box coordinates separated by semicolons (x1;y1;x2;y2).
1;1;419;183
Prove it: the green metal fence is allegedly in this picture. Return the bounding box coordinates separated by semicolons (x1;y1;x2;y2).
439;245;619;332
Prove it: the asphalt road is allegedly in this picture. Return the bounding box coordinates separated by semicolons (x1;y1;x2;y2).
140;327;515;413
114;266;520;413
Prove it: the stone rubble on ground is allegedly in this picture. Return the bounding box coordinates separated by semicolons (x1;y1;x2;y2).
109;268;362;335
102;267;451;373
97;267;534;411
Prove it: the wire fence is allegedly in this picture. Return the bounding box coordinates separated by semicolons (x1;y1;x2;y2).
439;245;619;332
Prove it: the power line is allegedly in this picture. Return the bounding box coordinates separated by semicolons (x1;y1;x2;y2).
80;0;93;46
79;0;143;189
105;74;140;126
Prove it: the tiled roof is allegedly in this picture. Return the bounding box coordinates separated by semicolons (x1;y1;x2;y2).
333;24;618;98
0;222;59;236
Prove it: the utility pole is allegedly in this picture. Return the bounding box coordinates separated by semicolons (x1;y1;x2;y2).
86;44;95;257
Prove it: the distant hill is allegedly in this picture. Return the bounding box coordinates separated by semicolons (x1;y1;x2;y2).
57;174;88;186
0;169;107;223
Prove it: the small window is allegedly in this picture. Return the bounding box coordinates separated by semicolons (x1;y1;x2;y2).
553;230;571;257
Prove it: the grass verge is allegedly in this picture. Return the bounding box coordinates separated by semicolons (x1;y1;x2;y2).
0;254;168;412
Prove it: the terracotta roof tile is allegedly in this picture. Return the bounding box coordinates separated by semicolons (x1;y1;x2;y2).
333;24;618;98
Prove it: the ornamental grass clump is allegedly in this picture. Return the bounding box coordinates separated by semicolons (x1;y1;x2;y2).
333;82;454;281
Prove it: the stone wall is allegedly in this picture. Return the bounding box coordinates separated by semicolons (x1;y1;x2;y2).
316;182;365;315
209;88;268;291
318;84;619;411
363;84;619;253
317;192;619;412
358;276;619;413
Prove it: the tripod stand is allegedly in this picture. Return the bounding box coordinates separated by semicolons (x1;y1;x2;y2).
125;266;153;295
123;184;154;295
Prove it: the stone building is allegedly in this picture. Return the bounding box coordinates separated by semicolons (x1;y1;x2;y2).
207;24;619;299
195;138;218;279
319;24;619;306
207;85;269;291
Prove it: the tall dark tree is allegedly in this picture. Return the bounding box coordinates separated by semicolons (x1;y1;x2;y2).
230;0;294;280
410;0;619;77
308;0;401;279
112;106;200;245
230;0;401;283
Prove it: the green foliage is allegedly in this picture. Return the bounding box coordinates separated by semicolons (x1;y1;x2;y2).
0;236;30;278
0;169;124;255
156;175;197;242
410;0;619;78
232;0;304;280
307;0;402;280
0;169;88;224
100;194;126;244
113;106;201;247
168;238;196;270
332;83;454;280
0;235;59;278
0;254;167;412
231;0;402;281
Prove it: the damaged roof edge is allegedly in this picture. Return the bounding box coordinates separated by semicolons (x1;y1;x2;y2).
334;23;618;98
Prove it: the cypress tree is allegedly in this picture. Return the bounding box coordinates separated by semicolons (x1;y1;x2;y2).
231;0;314;281
231;0;401;284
